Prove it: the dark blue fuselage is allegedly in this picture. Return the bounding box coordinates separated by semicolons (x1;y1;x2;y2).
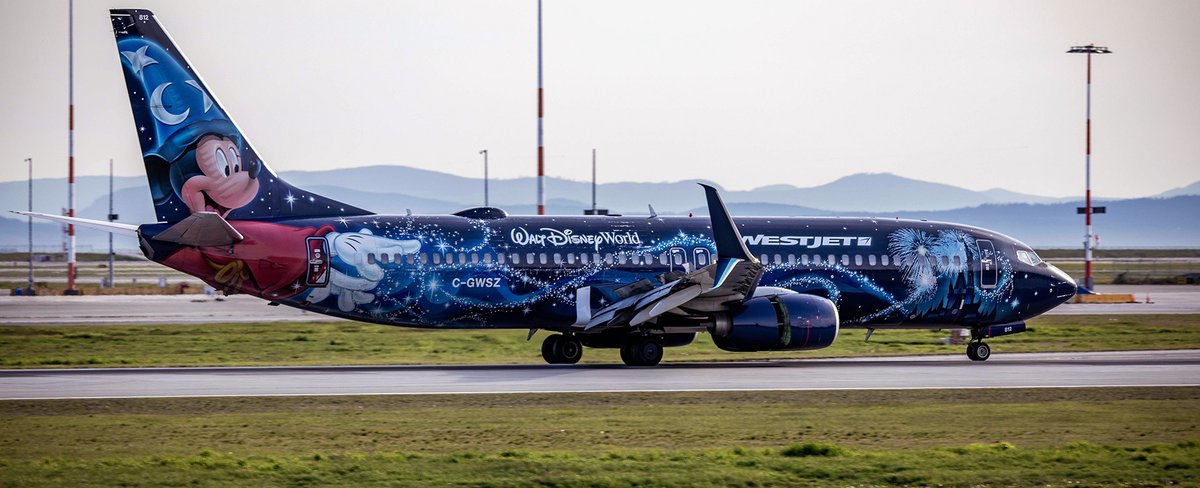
150;213;1074;331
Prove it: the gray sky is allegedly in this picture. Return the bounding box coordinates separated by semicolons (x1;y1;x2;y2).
2;0;1197;198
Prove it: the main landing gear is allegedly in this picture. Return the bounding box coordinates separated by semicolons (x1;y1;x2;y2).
620;336;663;367
541;334;583;364
540;333;665;366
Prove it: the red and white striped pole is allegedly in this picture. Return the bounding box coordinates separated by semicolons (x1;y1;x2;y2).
66;0;78;295
536;0;545;215
1068;44;1110;291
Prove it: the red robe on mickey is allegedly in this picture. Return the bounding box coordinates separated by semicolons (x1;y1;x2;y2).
162;221;335;299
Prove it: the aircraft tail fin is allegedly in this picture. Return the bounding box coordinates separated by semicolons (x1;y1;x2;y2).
109;9;371;223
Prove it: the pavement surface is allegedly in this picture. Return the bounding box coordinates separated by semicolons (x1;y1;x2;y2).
1;349;1196;400
1;284;1196;326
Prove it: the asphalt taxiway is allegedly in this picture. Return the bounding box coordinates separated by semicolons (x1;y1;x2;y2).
1;349;1196;400
1;284;1196;326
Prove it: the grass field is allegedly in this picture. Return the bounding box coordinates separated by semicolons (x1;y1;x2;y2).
0;388;1196;486
0;314;1197;368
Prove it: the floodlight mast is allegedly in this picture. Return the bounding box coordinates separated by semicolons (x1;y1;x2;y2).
1067;44;1111;292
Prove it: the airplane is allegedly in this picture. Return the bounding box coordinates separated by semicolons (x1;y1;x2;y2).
17;9;1078;366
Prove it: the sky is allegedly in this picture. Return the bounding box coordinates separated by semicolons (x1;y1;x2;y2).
1;0;1197;199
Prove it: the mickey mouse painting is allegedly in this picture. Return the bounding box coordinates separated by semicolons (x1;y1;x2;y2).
144;118;260;219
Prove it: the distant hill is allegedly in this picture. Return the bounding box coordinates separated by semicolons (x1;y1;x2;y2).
724;173;1065;212
690;196;1200;248
1;165;1195;249
1155;180;1200;198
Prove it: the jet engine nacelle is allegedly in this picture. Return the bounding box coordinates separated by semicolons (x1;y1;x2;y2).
710;294;839;352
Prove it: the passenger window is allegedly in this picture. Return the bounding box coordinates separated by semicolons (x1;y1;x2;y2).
881;255;889;266
580;253;589;264
527;253;535;264
953;255;961;266
367;253;376;265
496;253;504;264
539;253;548;265
941;255;949;267
644;253;654;266
567;253;575;264
432;253;441;264
760;254;768;263
419;253;428;265
470;253;479;264
829;254;837;265
605;254;614;264
868;254;877;266
617;254;628;265
659;254;668;265
773;254;782;264
483;253;493;264
854;255;863;266
787;254;796;265
811;255;821;265
800;254;809;265
553;253;562;264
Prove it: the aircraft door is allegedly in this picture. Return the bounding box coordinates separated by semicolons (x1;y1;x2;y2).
976;239;998;289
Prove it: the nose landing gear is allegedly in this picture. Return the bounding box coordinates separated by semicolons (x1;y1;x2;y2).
966;341;991;361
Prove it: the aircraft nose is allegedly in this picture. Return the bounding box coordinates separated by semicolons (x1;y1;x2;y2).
1047;264;1078;302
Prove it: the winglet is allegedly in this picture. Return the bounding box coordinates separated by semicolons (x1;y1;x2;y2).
699;184;755;262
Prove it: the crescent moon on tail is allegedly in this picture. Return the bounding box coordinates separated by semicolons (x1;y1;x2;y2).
150;82;189;125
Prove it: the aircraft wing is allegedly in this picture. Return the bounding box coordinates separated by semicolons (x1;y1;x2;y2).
577;184;763;330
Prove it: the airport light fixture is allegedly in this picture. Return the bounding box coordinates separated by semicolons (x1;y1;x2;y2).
1067;44;1111;292
26;158;34;295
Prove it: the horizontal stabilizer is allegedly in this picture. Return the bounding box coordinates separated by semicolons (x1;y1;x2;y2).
151;211;244;247
10;211;138;236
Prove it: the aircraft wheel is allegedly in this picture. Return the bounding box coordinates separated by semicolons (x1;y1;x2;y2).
966;342;990;362
621;337;663;366
619;341;636;365
541;335;563;364
558;335;583;364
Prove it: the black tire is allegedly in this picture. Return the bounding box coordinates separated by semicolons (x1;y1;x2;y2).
558;335;583;364
966;342;979;361
619;341;636;365
621;337;663;366
636;339;664;366
541;335;563;364
974;342;991;361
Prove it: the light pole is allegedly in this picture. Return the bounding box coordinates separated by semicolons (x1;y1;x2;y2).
64;0;79;295
25;158;33;295
536;0;545;215
479;149;489;207
107;158;117;288
1067;44;1111;292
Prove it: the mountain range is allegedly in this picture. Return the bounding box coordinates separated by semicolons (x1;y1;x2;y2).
1;166;1196;250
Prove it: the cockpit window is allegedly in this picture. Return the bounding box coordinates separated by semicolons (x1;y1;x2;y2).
1016;250;1043;266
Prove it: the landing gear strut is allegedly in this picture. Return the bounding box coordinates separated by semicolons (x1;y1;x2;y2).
541;334;583;364
620;336;663;366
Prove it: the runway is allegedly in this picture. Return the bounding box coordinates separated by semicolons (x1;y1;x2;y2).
1;284;1196;326
2;349;1196;400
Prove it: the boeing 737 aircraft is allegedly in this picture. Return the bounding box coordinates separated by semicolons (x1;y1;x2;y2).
18;10;1078;366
